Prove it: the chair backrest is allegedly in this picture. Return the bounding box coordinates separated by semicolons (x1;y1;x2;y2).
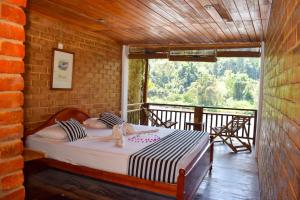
142;107;164;127
228;116;251;132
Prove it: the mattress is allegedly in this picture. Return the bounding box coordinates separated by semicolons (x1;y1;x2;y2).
26;125;209;180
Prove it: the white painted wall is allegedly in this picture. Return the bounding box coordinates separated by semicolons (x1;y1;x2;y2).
121;45;129;121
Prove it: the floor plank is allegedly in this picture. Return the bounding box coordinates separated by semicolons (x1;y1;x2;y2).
25;144;260;200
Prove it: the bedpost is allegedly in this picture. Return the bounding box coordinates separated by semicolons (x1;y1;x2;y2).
176;169;186;200
209;135;214;173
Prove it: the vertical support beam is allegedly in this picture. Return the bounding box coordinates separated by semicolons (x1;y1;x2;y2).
256;42;265;153
143;59;149;103
194;107;203;131
253;110;258;145
121;45;129;121
209;135;214;173
140;103;149;125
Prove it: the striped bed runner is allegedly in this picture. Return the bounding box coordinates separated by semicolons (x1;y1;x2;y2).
128;130;206;184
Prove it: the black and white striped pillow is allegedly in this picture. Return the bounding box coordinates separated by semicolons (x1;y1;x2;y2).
56;118;87;142
99;112;124;128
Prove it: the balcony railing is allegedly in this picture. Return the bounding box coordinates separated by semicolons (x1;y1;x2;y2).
127;103;257;145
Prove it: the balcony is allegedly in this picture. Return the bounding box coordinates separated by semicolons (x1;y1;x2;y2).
128;103;257;145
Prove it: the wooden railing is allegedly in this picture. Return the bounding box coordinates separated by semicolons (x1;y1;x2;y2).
127;103;143;125
127;103;257;145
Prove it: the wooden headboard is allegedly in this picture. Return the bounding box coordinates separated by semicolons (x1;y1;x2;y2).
26;108;90;136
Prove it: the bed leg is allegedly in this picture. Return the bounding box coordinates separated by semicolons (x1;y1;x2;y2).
176;169;185;200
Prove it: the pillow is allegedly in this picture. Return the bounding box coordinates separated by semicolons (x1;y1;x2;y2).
56;118;87;142
99;112;124;128
35;124;67;140
83;118;107;129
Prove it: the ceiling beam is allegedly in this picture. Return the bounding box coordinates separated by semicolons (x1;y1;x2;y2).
128;53;168;59
169;55;217;62
128;51;260;59
217;51;261;57
129;42;261;51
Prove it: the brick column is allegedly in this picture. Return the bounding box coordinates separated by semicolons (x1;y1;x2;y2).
0;0;26;199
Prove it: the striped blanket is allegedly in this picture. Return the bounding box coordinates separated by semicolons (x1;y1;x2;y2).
128;130;206;184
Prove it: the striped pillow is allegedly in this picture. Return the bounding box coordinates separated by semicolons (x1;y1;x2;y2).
99;112;124;128
56;118;87;142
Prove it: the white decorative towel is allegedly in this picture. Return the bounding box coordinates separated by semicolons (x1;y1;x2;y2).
96;123;159;148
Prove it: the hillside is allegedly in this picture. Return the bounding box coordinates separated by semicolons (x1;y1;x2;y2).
148;58;260;109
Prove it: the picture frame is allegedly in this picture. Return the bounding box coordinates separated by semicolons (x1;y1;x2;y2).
51;49;74;90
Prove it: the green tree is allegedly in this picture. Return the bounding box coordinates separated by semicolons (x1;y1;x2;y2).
147;57;260;109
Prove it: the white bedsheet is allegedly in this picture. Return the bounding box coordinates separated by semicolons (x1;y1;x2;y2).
26;125;209;179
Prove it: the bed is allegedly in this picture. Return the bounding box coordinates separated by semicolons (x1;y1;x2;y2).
25;108;214;200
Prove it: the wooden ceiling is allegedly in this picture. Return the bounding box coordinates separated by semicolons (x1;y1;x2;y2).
28;0;272;46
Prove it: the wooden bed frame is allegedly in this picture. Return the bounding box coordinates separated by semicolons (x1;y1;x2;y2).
25;108;214;200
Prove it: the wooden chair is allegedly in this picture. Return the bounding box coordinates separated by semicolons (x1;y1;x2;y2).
211;115;252;153
184;122;205;131
142;107;177;128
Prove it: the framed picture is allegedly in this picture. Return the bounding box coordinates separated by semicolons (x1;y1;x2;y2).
51;49;74;90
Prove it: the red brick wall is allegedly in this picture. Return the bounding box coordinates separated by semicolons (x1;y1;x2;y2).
24;11;122;131
258;0;300;199
0;0;26;199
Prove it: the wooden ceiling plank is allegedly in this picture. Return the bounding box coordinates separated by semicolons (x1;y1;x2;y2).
153;0;208;43
198;0;236;42
185;0;228;42
28;0;272;45
257;0;265;41
29;0;108;31
219;0;249;42
245;0;261;41
97;0;173;43
184;1;226;43
135;0;192;43
232;0;253;41
45;0;134;30
137;0;205;43
222;0;251;41
214;0;246;42
115;0;180;43
184;0;222;42
258;0;272;39
126;1;185;43
52;0;169;43
32;0;161;43
160;0;215;42
208;0;241;42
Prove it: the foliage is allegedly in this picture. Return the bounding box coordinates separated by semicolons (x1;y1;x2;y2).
148;57;260;109
128;59;145;104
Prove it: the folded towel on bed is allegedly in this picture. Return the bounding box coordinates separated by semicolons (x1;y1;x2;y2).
97;123;159;148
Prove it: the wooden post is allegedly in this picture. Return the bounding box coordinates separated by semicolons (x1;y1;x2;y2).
140;103;149;126
209;135;214;174
253;110;257;145
143;59;149;103
194;107;203;131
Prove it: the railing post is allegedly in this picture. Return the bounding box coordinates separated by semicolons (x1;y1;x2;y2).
194;106;203;131
253;110;257;145
140;103;149;126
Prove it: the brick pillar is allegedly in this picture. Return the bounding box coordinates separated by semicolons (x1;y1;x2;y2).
0;0;26;199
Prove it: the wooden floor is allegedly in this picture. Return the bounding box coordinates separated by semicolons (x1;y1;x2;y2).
25;144;260;200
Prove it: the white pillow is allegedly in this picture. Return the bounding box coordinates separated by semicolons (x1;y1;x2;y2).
35;124;67;140
83;118;107;129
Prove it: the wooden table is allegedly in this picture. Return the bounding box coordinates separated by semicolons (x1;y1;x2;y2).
23;148;45;162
